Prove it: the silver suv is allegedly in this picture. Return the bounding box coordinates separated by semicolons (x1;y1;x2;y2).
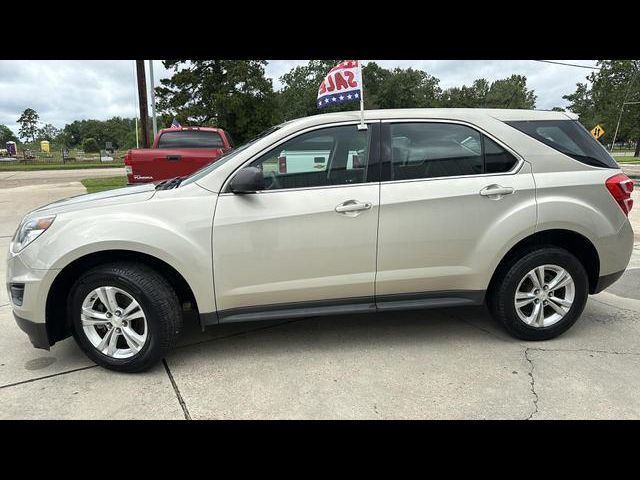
6;109;635;372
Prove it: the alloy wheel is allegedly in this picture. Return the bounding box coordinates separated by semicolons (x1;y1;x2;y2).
514;264;575;328
81;286;148;359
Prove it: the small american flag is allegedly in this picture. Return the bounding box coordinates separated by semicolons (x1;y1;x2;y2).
171;117;182;129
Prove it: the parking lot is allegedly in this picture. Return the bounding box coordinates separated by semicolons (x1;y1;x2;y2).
1;169;639;419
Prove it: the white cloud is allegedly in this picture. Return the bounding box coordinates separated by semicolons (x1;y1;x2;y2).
0;60;596;137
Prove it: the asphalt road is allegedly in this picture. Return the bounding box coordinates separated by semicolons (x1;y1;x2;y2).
0;169;639;419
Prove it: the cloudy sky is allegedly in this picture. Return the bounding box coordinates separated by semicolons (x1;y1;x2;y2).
0;60;598;137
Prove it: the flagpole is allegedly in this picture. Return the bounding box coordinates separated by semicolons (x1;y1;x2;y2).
148;59;158;138
358;60;367;130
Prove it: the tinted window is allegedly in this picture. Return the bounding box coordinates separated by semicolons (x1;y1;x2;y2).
157;130;224;149
390;123;484;180
251;125;371;190
485;137;518;173
506;119;618;169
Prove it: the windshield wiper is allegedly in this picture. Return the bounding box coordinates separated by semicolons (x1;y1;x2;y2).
155;176;184;190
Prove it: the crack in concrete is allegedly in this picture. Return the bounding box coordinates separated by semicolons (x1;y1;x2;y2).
162;359;191;420
0;365;98;390
589;297;640;316
520;345;640;420
527;346;640;356
524;348;539;420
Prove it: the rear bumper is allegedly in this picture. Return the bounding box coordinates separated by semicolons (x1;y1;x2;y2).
14;313;50;350
592;269;626;294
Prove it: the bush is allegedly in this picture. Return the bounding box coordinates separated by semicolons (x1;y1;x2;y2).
82;137;100;153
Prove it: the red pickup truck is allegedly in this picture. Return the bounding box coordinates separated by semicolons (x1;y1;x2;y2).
124;127;233;184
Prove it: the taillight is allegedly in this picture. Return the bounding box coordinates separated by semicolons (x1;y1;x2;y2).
124;152;133;178
606;174;634;216
278;156;287;174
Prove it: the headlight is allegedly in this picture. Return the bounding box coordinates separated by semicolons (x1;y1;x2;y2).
10;215;56;254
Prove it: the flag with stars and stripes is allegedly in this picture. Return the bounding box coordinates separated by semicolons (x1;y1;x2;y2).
317;60;362;109
170;117;182;129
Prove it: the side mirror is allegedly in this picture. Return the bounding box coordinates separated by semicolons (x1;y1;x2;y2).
229;167;265;194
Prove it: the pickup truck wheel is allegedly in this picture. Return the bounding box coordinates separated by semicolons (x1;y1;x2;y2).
70;262;182;373
489;247;588;341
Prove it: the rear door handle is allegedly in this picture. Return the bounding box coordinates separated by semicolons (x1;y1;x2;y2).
480;185;514;198
335;200;372;214
167;155;181;161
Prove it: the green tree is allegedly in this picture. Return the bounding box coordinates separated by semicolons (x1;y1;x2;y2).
156;60;279;144
440;76;535;109
440;79;490;107
374;67;441;109
37;123;61;142
564;60;640;153
484;75;536;109
60;117;138;149
82;137;100;153
17;108;40;143
360;62;392;109
0;124;18;144
277;60;345;120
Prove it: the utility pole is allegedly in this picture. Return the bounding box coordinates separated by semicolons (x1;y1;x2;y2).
610;65;639;155
135;60;150;149
148;59;158;138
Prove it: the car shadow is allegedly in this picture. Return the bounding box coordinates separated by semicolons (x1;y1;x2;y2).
171;305;510;359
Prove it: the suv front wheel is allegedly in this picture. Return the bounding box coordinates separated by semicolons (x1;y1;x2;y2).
70;262;182;372
489;247;589;340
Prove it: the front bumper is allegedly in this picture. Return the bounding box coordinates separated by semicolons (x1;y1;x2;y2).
6;252;58;349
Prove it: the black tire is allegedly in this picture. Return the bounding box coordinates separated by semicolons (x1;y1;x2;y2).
488;246;589;341
70;262;182;372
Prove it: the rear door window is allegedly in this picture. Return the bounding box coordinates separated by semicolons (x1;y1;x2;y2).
386;122;518;180
485;137;518;173
506;119;619;168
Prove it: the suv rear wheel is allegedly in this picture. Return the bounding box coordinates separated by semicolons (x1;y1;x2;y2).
489;247;589;340
70;262;182;372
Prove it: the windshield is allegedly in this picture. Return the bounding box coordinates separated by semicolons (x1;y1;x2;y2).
181;125;284;186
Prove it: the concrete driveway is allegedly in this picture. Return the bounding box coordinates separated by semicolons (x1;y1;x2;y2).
1;169;639;419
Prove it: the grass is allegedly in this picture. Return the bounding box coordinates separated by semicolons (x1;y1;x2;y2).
81;176;128;193
614;156;640;164
0;161;124;171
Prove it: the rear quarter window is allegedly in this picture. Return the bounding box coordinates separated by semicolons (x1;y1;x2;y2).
506;119;619;169
157;130;224;149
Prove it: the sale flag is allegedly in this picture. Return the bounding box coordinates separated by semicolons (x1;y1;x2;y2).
317;60;363;108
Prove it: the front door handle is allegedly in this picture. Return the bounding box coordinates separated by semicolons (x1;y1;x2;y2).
480;185;514;199
335;200;372;214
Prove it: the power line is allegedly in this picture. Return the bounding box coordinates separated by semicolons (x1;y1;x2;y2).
535;60;601;70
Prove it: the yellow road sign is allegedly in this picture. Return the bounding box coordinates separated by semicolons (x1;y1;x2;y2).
591;125;605;139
